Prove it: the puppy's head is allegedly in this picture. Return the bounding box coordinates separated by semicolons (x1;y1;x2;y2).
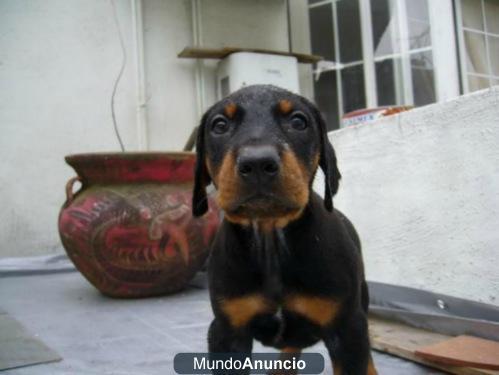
192;85;340;229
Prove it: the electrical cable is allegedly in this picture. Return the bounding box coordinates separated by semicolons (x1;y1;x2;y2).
110;0;126;152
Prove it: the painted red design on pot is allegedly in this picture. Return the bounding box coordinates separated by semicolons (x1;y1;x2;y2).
58;152;219;298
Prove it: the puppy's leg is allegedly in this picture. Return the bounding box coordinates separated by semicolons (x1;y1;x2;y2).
208;318;253;374
324;335;342;374
361;280;370;314
208;318;253;352
360;281;377;375
324;311;377;375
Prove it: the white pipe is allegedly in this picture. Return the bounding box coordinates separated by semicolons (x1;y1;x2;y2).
131;0;148;150
191;0;205;118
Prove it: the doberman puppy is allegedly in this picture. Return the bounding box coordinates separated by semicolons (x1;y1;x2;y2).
192;85;377;374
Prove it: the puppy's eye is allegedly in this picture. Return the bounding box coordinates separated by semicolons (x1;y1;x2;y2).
211;116;229;134
290;112;308;131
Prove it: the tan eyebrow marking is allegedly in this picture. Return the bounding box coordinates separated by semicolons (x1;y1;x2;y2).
224;102;237;119
279;99;293;115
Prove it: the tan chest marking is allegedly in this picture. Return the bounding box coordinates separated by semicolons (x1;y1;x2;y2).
220;294;275;328
284;295;341;327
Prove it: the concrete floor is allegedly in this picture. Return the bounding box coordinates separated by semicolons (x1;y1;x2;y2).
0;269;442;374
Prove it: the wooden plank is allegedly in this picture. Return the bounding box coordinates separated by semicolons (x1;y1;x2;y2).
177;46;323;64
369;317;499;375
415;336;499;370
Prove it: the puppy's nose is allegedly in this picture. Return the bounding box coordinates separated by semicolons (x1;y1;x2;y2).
237;145;280;184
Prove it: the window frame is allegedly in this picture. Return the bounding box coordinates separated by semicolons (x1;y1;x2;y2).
308;0;460;127
455;0;499;93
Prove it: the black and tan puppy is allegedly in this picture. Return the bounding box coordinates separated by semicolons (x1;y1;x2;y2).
192;85;377;375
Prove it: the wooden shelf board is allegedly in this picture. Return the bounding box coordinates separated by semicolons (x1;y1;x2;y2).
177;46;322;64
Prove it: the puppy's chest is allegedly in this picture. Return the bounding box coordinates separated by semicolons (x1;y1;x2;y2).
219;264;343;330
219;288;342;330
216;231;348;330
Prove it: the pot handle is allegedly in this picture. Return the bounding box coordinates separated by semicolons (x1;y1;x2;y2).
65;176;82;204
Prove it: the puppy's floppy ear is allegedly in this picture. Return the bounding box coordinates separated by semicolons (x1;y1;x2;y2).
192;113;211;217
314;107;341;211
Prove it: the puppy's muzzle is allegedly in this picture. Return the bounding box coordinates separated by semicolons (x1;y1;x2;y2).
236;145;280;187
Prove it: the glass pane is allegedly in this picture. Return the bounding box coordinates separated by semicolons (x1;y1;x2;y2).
406;0;431;49
406;0;430;22
411;51;435;106
468;75;490;91
314;71;339;131
309;4;335;61
341;64;366;113
461;0;484;31
489;36;499;76
337;0;363;62
371;0;399;57
464;31;488;74
308;0;326;4
376;58;403;106
484;0;499;35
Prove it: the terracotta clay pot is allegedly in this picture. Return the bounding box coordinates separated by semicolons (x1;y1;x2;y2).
58;152;219;298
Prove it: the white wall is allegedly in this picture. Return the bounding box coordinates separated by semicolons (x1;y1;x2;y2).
0;0;291;258
144;0;290;150
314;87;499;304
142;0;198;151
0;0;138;257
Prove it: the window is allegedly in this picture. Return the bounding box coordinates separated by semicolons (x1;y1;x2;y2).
309;0;437;130
372;0;435;106
456;0;499;93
